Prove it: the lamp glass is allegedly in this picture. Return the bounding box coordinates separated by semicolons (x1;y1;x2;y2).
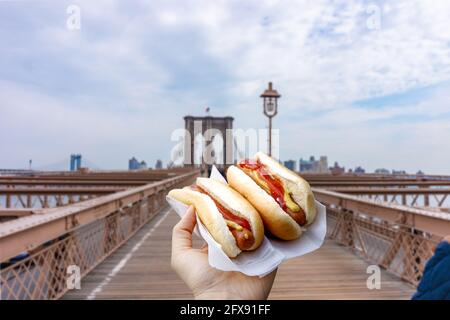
264;97;277;116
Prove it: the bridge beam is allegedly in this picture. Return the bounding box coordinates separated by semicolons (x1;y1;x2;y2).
314;189;450;237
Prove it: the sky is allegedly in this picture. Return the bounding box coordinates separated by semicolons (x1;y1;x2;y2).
0;0;450;173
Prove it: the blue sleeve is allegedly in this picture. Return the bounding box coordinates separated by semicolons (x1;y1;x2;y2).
412;241;450;300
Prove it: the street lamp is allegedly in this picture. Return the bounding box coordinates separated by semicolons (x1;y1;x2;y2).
260;82;281;156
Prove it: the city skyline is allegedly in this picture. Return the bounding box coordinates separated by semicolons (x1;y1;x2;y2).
1;151;422;175
1;1;450;174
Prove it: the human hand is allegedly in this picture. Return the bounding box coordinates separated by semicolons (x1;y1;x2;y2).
171;206;277;300
444;235;450;243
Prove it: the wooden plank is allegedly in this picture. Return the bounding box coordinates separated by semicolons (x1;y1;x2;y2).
63;210;415;300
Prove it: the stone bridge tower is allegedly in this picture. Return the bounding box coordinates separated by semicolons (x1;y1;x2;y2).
183;116;234;170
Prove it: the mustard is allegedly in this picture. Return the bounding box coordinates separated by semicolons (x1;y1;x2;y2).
284;189;301;212
246;169;271;193
243;167;301;212
226;220;243;231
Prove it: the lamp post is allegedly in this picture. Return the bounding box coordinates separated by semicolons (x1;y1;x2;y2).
260;82;281;157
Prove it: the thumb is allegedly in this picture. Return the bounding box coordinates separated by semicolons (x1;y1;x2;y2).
172;206;197;254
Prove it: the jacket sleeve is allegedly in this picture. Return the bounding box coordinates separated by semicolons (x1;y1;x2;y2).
412;241;450;300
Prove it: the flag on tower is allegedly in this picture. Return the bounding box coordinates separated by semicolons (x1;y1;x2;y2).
205;107;210;114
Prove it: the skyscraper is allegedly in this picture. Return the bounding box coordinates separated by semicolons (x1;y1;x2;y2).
139;161;147;169
70;154;82;171
283;160;296;171
129;157;140;170
299;156;329;173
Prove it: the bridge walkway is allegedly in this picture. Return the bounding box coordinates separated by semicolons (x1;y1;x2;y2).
63;208;416;300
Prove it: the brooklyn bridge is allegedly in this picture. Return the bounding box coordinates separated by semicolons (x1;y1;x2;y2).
1;163;449;299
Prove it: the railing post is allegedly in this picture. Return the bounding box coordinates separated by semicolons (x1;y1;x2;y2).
103;212;119;254
147;196;155;218
341;209;355;248
6;194;11;208
400;229;424;285
401;194;407;206
421;185;430;207
131;203;140;231
381;229;404;269
139;199;146;224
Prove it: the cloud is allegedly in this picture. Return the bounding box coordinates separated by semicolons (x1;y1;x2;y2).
0;0;449;173
0;80;178;169
279;86;450;174
198;0;450;110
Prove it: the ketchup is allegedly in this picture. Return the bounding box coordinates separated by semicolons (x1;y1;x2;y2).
238;160;288;211
238;159;307;226
191;185;251;230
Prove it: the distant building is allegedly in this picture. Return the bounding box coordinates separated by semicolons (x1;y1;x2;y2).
139;161;147;170
330;162;345;175
129;157;140;170
392;169;407;175
417;170;425;175
375;168;390;175
299;157;314;172
70;154;82;171
129;157;148;170
155;159;163;169
354;166;365;174
299;156;329;173
283;160;296;171
317;156;329;173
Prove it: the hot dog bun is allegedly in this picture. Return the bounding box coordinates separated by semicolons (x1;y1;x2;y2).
255;152;317;225
227;152;317;240
168;177;264;258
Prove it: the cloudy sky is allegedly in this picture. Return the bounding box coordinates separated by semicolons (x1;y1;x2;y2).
1;0;449;173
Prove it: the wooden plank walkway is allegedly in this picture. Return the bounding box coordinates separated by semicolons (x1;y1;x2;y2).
64;208;415;300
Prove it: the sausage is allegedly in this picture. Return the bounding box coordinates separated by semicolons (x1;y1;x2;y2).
287;207;307;226
239;160;307;227
230;227;255;251
191;184;256;250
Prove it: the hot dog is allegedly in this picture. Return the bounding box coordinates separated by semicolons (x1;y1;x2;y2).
227;152;317;240
168;177;264;258
190;184;256;251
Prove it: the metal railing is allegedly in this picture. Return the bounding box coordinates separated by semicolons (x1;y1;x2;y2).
315;189;448;285
0;170;199;300
1;172;448;299
0;188;124;209
324;187;450;208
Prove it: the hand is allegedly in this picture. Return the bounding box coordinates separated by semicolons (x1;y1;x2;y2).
171;206;277;300
444;235;450;243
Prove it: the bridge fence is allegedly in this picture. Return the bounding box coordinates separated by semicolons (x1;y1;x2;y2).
2;173;449;299
317;189;447;286
0;171;199;300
